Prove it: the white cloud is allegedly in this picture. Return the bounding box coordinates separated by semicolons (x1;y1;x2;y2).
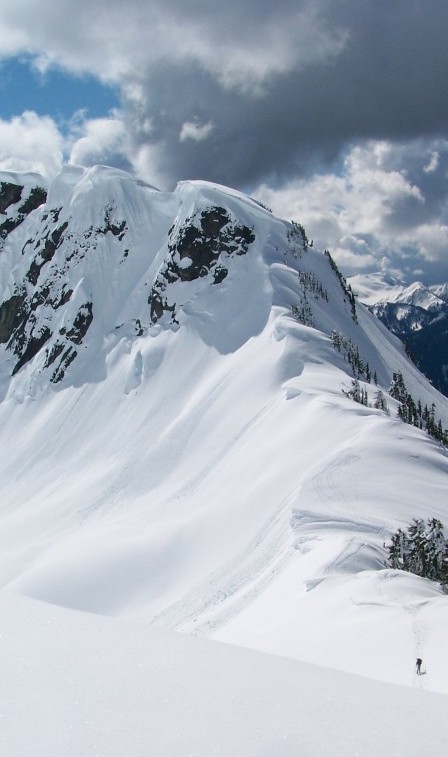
410;223;448;262
67;113;166;188
125;143;168;190
424;151;440;174
0;3;349;184
179;121;213;143
69;115;128;167
0;1;348;92
254;138;448;281
0;111;63;177
0;107;165;188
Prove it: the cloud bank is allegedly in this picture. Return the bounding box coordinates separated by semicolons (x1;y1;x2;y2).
255;139;448;283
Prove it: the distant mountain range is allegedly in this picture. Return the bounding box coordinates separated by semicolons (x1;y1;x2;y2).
349;272;448;396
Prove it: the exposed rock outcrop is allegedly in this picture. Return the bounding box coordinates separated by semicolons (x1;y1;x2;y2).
149;206;255;324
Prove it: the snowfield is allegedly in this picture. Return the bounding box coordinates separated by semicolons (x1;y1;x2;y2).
1;166;448;754
2;593;448;757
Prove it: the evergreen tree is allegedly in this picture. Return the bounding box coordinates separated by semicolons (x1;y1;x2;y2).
389;372;407;404
388;528;409;569
407;519;428;577
324;249;358;322
387;518;448;589
388;373;448;446
426;518;446;580
374;389;389;414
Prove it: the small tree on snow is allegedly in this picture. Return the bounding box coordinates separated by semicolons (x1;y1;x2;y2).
374;389;389;414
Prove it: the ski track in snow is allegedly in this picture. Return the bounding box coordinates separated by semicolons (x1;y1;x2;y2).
158;502;388;637
348;569;433;689
170;402;273;501
312;449;361;510
152;489;296;634
380;572;431;690
408;602;428;690
324;536;363;574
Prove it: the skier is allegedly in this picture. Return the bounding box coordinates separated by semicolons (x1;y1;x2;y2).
416;657;422;675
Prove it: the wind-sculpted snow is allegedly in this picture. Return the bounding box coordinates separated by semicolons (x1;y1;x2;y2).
2;164;448;752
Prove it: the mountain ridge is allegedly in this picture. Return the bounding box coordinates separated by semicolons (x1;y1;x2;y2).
1;165;448;699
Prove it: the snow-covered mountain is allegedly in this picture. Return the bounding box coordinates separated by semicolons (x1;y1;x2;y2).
431;282;448;303
349;271;448;396
2;166;448;755
349;271;447;312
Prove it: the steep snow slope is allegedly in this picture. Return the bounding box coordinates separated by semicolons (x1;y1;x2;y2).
1;165;448;707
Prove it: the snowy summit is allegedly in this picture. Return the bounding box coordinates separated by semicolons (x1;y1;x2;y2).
1;165;448;756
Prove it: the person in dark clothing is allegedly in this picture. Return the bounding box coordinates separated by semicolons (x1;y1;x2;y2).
416;657;423;675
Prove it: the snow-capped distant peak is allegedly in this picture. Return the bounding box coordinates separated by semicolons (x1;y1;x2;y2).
349;271;447;310
431;282;448;303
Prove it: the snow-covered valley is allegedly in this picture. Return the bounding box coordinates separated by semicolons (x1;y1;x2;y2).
1;166;448;754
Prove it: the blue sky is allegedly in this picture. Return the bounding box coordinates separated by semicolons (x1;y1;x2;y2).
0;57;119;123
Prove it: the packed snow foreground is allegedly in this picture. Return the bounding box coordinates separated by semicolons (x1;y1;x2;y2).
1;165;448;755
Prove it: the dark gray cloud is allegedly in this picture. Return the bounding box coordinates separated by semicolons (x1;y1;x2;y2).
114;0;448;189
254;137;448;285
2;1;447;188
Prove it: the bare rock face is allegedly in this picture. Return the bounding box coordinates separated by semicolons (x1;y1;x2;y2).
0;182;23;214
0;182;135;383
0;171;259;386
11;323;52;376
149;206;255;324
0;183;47;240
0;293;27;344
26;222;69;285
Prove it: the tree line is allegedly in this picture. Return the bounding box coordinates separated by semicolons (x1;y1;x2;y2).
389;371;448;445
